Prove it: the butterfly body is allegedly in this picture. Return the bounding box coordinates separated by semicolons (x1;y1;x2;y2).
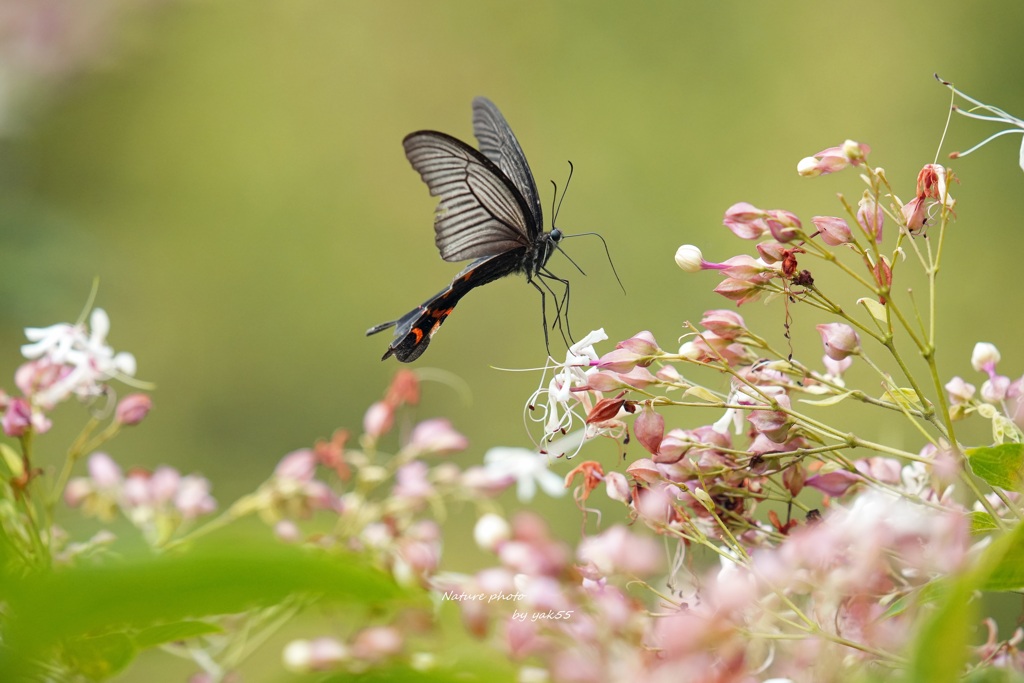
367;98;565;362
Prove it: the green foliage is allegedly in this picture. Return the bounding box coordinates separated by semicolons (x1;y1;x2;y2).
909;521;1024;682
0;537;408;680
967;444;1024;491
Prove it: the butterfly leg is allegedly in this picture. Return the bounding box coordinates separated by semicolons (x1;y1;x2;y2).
538;269;574;346
528;278;555;356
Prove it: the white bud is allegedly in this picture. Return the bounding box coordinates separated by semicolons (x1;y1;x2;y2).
473;513;511;552
674;244;704;272
971;342;1001;372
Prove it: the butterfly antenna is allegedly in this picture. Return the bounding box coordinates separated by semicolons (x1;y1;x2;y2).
554;160;574;225
561;231;626;295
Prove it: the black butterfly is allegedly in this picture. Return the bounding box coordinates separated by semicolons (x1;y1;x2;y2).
367;98;570;362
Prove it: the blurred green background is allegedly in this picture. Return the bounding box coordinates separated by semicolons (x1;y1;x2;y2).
5;0;1024;511
1;1;1023;675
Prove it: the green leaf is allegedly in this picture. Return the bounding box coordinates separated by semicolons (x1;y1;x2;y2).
61;632;136;681
909;520;1024;682
880;387;923;410
966;443;1024;491
132;620;223;649
0;443;23;478
799;391;855;407
968;510;999;534
0;537;410;678
857;297;887;322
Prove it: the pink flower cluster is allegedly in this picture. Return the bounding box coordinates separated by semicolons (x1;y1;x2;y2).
66;452;216;544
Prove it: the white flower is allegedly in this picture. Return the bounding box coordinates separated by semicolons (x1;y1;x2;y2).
20;307;139;407
526;328;607;439
482;447;566;502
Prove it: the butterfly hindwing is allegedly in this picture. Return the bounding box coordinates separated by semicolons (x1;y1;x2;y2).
403;131;536;263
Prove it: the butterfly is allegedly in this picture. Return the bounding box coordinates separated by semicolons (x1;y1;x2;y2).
367;97;570;362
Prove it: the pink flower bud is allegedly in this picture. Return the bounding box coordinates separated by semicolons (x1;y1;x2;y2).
783;463;805;496
616;330;659;356
816;323;861;361
577;525;662;578
407;418;468;455
2;398;32;437
275;520;302;543
351;627;403;661
765;210;801;243
150;466;180;504
603;471;631;504
747;400;793;443
723;202;769;240
115;393;152;426
625;459;661;485
714;278;763;306
797;141;871;177
88;452;123;489
755;240;788;264
857;193;884;242
945;376;976;404
853;457;902;484
122;471;151;507
596;348;645;374
823;355;853;377
901;196;927;233
982;376;1011;403
812;216;853;246
719;255;769;280
363;400;393;438
805;468;862;496
700;309;747;340
275;449;317;482
634;407;664;456
175;474;216;519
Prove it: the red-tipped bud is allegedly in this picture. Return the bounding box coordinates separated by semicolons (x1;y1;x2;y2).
586;391;628;424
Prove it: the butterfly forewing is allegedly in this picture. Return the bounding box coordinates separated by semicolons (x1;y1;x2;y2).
403;131;535;263
472;97;543;235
